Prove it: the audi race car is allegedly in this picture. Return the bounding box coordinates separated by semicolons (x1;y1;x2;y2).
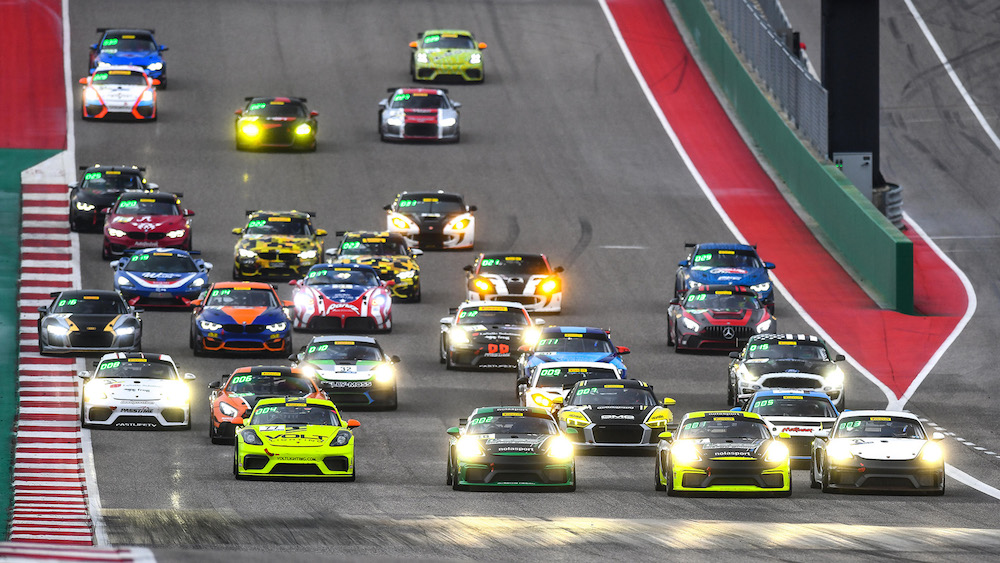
675;242;775;310
232;210;327;280
233;397;360;480
464;253;564;313
378;88;460;142
88;28;168;86
38;290;141;355
811;411;945;495
655;411;791;496
517;326;630;380
190;282;293;357
111;248;211;308
102;190;194;259
208;366;326;443
290;336;400;410
289;265;392;332
79;352;194;429
79;66;158;121
554;379;675;450
446;406;575;491
739;390;838;464
326;231;422;302
384;191;476;250
728;333;847;409
409;30;486;82
69;164;154;232
517;362;624;411
439;301;543;370
667;285;775;353
235;97;318;151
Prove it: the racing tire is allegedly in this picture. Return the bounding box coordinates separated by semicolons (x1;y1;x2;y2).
726;379;735;406
209;421;226;445
232;265;242;281
809;456;821;489
410;285;421;303
383;391;398;411
446;455;453;486
563;467;576;492
101;244;111;260
182;415;191;431
450;129;460;144
820;461;833;493
654;454;666;492
775;479;793;498
672;329;684;354
275;339;292;359
158;76;167;90
80;403;90;429
665;461;678;497
929;476;945;496
192;336;205;357
345;463;356;482
439;335;447;364
445;350;456;371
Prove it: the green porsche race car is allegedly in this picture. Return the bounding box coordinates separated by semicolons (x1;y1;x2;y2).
409;30;486;82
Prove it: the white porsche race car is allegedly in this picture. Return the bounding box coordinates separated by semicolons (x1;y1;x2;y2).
79;65;158;120
464;252;563;313
79;352;195;428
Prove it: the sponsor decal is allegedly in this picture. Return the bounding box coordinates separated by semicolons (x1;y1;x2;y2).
601;414;635;420
325;381;372;388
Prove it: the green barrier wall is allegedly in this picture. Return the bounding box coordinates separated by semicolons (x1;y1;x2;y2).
672;0;914;313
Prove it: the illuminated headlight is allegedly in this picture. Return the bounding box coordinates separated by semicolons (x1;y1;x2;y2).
84;88;101;103
47;325;70;337
764;441;790;463
76;201;96;211
456;435;485;459
295;123;312;135
469;53;482;64
390;215;412;230
920;441;944;463
521;327;541;347
755;319;772;333
546;436;573;461
373;364;394;383
298;249;317;260
265;322;287;332
751;282;771;293
83;381;107;401
529;393;553;408
162;382;190;406
199;320;222;331
140;89;154;102
331;430;352;447
218;402;239;418
681;317;700;332
238;248;258;259
294;293;314;310
448;327;471;346
737;364;758;382
825;368;845;388
472;278;492;292
241;124;260;137
826;441;855;463
687;280;699;289
240;429;263;446
440;117;457;127
416;53;429;64
192;278;205;288
387;115;404;127
107;228;127;238
96;62;112;69
116;275;132;286
113;326;135;336
146;62;163;71
560;411;590;428
396;270;416;280
644;409;673;428
671;440;702;464
447;218;470;231
371;294;388;307
538;278;559;295
166;229;186;238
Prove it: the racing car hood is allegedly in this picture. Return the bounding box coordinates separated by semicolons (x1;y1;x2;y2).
478;434;552;455
530;352;617;365
226;393;311;410
53;313;124;331
688;266;767;286
94;51;161;69
461;324;527;339
742;358;837;377
314;285;369;303
100;378;180;401
74;189;124;206
421;50;477;66
684;308;768;324
307;360;381;382
238;235;318;253
200;306;285;325
107;214;186;232
122;271;202;287
830;438;925;461
336;255;418;276
692;438;767;459
762;416;835;435
254;424;342;447
570;405;655;425
89;82;149;104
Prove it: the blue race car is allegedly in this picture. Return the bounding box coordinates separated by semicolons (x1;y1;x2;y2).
190;281;293;357
111;248;211;308
738;389;839;463
675;242;775;310
89;28;168;87
516;326;629;380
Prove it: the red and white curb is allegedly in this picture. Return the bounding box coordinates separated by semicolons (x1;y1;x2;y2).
0;543;155;562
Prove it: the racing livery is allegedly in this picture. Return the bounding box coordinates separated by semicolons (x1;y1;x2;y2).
409;30;486;82
290;264;392;332
739;390;838;462
290;336;400;409
439;301;542;370
728;333;846;408
235;97;318;151
102;190;194;259
207;366;326;443
79;65;158;120
464;253;564;313
80;352;194;428
675;242;775;310
517;326;630;380
667;285;775;352
111;248;211;308
384;191;476;250
326;231;422;302
190;282;292;356
38;290;142;355
554;379;675;449
378;88;461;142
517;361;624;411
446;406;575;490
88;28;168;86
232;210;327;280
69;164;153;231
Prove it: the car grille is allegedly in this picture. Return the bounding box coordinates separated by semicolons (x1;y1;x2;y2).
703;326;754;339
323;456;349;472
763;377;822;389
271;463;322;475
222;324;266;334
162;408;186;423
69;332;113;347
376;271;395;281
125;232;166;240
257;251;299;261
243;455;269;470
592;425;645;444
404;123;437;137
416;68;435;79
504;280;526;294
466;69;482;79
260;128;293;146
88;407;112;421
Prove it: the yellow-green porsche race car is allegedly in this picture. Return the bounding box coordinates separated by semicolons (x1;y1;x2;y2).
655;410;791;496
326;231;422;302
232;210;327;280
232;397;360;480
409;30;486;82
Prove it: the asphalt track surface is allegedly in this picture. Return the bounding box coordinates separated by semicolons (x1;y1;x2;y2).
68;0;999;560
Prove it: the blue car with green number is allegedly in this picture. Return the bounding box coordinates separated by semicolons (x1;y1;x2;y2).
89;28;168;87
675;242;775;310
516;326;630;381
111;248;211;308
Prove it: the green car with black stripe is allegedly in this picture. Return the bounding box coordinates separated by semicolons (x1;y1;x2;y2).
409;30;486;82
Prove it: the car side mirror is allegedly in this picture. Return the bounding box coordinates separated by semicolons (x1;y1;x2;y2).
409;41;418;48
77;371;91;379
616;346;630;355
183;373;196;381
478;42;487;49
110;262;119;270
315;229;327;236
468;205;477;211
90;43;98;50
516;377;529;386
410;249;423;256
813;429;830;440
160;46;169;51
37;307;48;315
287;354;299;362
453;101;462;109
764;262;776;269
346;419;361;428
288;280;298;286
232;417;245;426
310;111;319;117
729;351;740;359
152;79;161;86
551;396;564;406
931;432;944;441
383;280;395;287
208;381;221;389
232;227;242;235
554;266;565;273
662;397;675;406
234;109;243;116
78;77;88;84
190;299;202;307
462;265;474;273
834;354;845;362
534;318;545;325
447;426;461;436
383;204;392;211
183;209;195;217
658;431;673;442
283;300;294;307
669;298;680;306
777;432;791;440
678;260;688;267
730;407;742;412
440;317;453;326
390;355;401;363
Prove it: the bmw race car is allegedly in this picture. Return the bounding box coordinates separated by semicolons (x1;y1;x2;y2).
102;190;194;259
289;264;393;332
464;253;564;313
655;411;791;496
233;397;360;480
290;336;400;409
439;301;543;370
384;191;476;250
326;231;422;302
38;290;142;355
446;406;575;491
667;285;775;352
208;366;327;443
675;242;775;310
554;379;675;450
728;333;846;408
88;28;168;86
517;326;630;380
517;361;624;411
79;352;194;429
235;97;318;151
190;282;293;357
378;88;461;142
69;164;154;232
409;30;486;82
79;66;159;120
232;210;327;280
111;248;211;308
739;390;838;463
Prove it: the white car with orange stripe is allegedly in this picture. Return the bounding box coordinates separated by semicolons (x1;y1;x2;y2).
517;361;625;411
79;65;158;120
79;352;195;428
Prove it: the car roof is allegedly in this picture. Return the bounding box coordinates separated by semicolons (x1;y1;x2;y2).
459;300;528;310
82;164;145;174
118;190;178;202
247;210;314;219
540;326;609;336
246;96;308;105
125;248;192;257
682;410;763;421
835;410;921;421
231;365;310;377
687;285;757;295
747;389;832;400
397;190;464;201
422;29;474;36
470;405;553;418
210;281;274;291
533;361;622;372
748;333;824;344
342;231;407;242
692;242;757;252
101;28;156;37
57;289;120;299
93;65;148;74
480;251;545;259
254;396;335;409
308;263;378;273
97;351;175;364
306;335;379;346
572;378;648;389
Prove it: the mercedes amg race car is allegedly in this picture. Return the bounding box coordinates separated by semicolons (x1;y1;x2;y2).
384;191;476;250
667;285;775;352
290;264;392;332
464;253;564;313
233;397;360;480
102;190;194;259
409;30;486;82
446;406;575;491
88;28;168;86
69;164;154;232
554;379;675;450
326;231;422;302
79;66;159;120
517;361;624;411
38;290;142;355
190;282;293;357
728;333;847;408
208;366;327;443
79;352;194;429
655;411;791;496
811;411;945;495
675;242;776;310
739;390;838;463
232;210;327;280
235;97;318;151
111;248;211;308
439;301;542;370
290;336;400;410
378;88;461;142
517;326;630;380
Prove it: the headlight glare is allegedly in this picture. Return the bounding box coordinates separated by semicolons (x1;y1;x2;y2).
416;53;429;63
199;320;222;331
396;270;416;280
113;326;135;336
146;62;163;71
241;124;260;137
238;248;258;259
295;124;312;135
825;368;845;387
682;317;700;332
472;278;492;292
671;440;702;464
265;322;287;332
47;325;70;336
76;201;96;211
456;436;485;459
116;275;132;286
826;441;854;463
756;319;772;333
218;402;239;417
538;278;559;295
166;229;185;238
561;411;590;428
440;117;457;127
107;228;127;238
920;441;944;463
546;436;574;461
298;250;317;260
764;441;790;462
751;282;771;293
448;327;471;346
373;364;394;383
469;53;482;64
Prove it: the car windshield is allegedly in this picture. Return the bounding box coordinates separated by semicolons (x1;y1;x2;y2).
534;335;612;354
567;385;657;406
114;198;178;215
301;342;383;362
94;358;176;379
250;405;341;426
746;341;829;361
478;255;549;276
100;36;156;53
340;237;409;256
305;268;379;287
226;374;314;396
80;171;143;192
456;306;527;326
684;292;759;311
679;418;770;440
750;397;837;418
835;416;925;439
245;217;311;236
395;195;465;214
204;288;277;307
690;249;762;270
534;366;617;387
244;100;306;118
92;71;147;86
50;294;125;314
422;34;476;49
466;414;557;435
389;93;448;109
123;253;197;273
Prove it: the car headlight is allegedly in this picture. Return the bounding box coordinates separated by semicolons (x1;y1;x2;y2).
456;435;485;459
83;381;107;401
265;322;287;332
294;292;314;310
241;124;260;137
295;123;312;135
920;441;944;463
764;441;790;463
140;89;154;102
825;368;845;388
331;430;353;447
521;327;541;347
47;325;70;336
682;317;700;332
396;270;416;280
371;294;388;307
687;279;699;289
192;278;205;288
755;318;772;333
166;229;186;238
826;441;855;463
469;53;482;64
218;402;239;418
448;327;471;346
83;88;101;103
529;393;553;408
736;363;757;382
107;228;127;238
75;201;96;211
239;429;264;446
162;382;190;406
440;117;456;127
671;440;702;464
238;248;258;259
751;282;771;293
472;278;492;292
390;215;412;230
644;409;673;428
116;275;132;287
416;53;429;64
147;62;163;71
298;249;317;260
199;320;222;331
546;436;573;461
387;115;404;127
538;278;559;295
373;364;394;383
96;62;111;69
113;326;135;336
560;411;590;428
447;218;470;231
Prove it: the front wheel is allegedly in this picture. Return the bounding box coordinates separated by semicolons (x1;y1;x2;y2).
665;461;677;496
821;461;833;493
446;454;454;485
439;335;447;364
809;457;821;489
654;454;666;491
726;377;735;406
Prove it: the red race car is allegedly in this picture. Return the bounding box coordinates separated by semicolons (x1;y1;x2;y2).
102;190;194;259
667;285;776;352
289;264;393;332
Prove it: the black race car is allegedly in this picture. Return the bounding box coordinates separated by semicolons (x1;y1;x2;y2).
69;164;154;232
235;97;318;151
667;285;775;352
38;290;142;355
384;191;476;250
553;379;675;450
728;333;846;408
439;301;542;370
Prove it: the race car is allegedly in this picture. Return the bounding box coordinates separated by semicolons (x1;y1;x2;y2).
38;290;142;355
232;210;327;280
207;365;326;444
675;242;775;310
446;406;575;491
517;361;625;410
79;65;158;120
384;191;476;250
667;285;775;352
79;352;194;429
728;333;846;408
409;30;486;82
326;231;422;302
233;397;360;480
464;253;564;313
553;379;675;450
655;411;791;496
517;326;629;380
69;164;154;232
810;411;945;495
111;248;211;308
439;301;543;370
88;28;168;86
234;97;318;151
378;87;461;142
289;264;392;332
289;336;400;410
739;390;838;463
101;190;194;259
189;282;293;357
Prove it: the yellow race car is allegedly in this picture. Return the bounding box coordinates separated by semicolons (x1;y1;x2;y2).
232;210;327;279
327;231;422;302
232;397;359;480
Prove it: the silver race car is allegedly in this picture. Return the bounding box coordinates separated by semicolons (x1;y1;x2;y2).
378;87;460;142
